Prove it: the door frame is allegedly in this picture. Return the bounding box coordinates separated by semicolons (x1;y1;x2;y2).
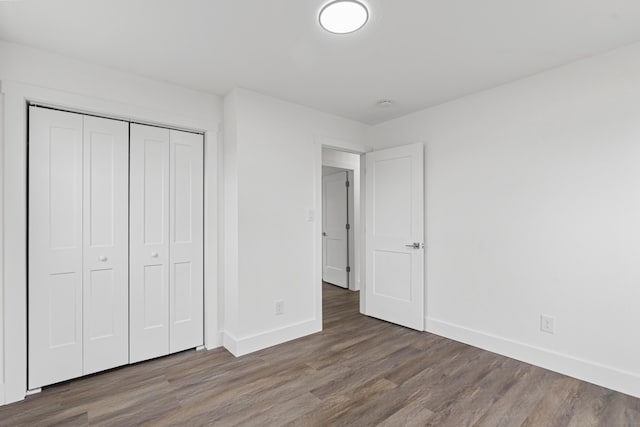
314;137;370;319
1;81;220;404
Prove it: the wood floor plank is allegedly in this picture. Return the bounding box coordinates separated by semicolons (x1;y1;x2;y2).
473;365;557;427
1;282;639;426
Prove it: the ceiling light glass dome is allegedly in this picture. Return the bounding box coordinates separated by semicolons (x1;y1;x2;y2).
319;1;369;34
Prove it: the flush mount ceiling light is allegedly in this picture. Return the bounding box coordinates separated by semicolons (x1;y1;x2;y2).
319;0;369;34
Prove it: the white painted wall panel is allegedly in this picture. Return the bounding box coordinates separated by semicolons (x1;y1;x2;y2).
368;43;640;397
223;88;369;355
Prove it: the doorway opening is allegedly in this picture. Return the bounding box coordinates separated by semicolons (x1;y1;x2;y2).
318;143;425;332
320;147;363;304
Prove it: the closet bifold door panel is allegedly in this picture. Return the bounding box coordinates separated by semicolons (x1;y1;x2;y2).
130;124;204;362
129;124;171;363
82;116;129;375
169;130;204;353
29;107;84;389
30;109;203;386
28;108;129;389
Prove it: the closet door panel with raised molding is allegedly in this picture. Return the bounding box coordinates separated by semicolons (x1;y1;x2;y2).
169;130;204;353
82;116;129;374
28;107;84;389
129;124;170;363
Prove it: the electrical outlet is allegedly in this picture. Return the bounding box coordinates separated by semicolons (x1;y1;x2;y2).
275;300;284;316
540;315;555;334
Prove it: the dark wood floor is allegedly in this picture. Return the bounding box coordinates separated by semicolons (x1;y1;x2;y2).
1;283;639;426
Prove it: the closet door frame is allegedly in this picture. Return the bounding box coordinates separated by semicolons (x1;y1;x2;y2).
1;81;219;405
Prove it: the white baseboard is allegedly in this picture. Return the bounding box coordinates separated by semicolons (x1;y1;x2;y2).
0;384;5;406
205;331;224;350
426;317;640;398
223;318;321;357
25;388;41;396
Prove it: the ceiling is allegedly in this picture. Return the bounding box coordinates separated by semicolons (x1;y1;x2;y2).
2;0;640;124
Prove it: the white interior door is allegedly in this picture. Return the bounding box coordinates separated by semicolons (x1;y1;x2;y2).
169;130;204;353
82;116;129;374
28;107;84;389
365;143;424;330
323;171;349;288
129;124;170;363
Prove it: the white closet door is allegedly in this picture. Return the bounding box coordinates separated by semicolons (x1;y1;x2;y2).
129;124;170;363
169;130;204;353
82;116;129;374
28;107;84;389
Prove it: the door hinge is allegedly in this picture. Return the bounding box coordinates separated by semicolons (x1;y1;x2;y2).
345;223;350;230
346;266;351;273
345;180;350;187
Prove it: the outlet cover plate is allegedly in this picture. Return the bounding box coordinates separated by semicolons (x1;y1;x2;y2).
275;300;284;316
540;315;555;334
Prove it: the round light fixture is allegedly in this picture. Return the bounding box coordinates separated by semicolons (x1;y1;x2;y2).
319;0;369;34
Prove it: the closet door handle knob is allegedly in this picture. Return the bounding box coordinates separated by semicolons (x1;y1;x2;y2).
151;252;159;258
98;255;108;262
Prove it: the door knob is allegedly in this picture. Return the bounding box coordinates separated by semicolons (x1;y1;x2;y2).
98;255;108;262
151;252;159;258
322;232;327;236
405;242;424;249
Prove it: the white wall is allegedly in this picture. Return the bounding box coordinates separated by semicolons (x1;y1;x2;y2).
0;41;221;125
0;40;223;404
368;42;640;397
223;88;368;355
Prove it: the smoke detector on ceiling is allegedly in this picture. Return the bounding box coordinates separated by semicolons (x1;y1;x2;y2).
376;100;394;108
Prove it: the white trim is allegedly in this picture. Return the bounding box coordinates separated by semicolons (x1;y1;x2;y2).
315;137;371;316
317;135;370;154
206;332;224;351
0;89;4;398
313;141;323;331
204;126;222;351
223;319;321;357
3;83;27;405
25;388;41;396
426;317;640;398
1;80;220;405
222;332;238;356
